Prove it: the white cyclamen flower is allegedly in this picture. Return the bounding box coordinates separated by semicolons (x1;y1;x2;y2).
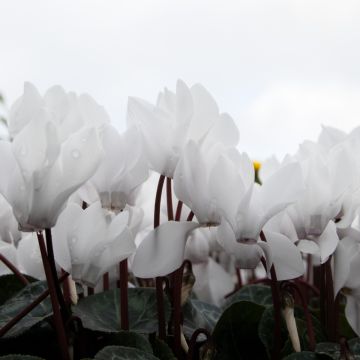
53;201;135;287
127;79;239;177
8;82;109;140
79;124;148;212
0;114;103;231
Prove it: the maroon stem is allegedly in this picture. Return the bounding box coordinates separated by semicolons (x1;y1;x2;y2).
187;211;194;221
166;177;174;221
61;269;70;305
172;265;184;358
287;282;316;351
236;267;243;289
325;257;336;341
260;231;281;360
0;253;29;285
103;272;110;291
87;287;94;295
0;272;68;337
187;328;211;360
45;228;69;320
120;259;129;330
154;174;166;340
320;262;326;331
175;201;183;221
37;231;70;360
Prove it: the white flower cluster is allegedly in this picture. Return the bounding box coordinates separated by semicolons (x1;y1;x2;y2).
1;80;360;334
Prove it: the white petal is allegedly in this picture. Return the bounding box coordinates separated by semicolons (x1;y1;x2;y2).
260;162;304;223
132;221;199;277
264;231;304;281
31;127;103;228
333;237;359;297
317;220;339;263
17;233;45;280
8;82;43;137
297;239;320;255
192;258;234;306
52;203;83;272
345;292;360;337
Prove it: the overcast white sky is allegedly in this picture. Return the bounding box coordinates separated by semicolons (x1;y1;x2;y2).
1;0;360;160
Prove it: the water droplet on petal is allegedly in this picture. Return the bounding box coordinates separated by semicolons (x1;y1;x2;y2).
71;149;80;159
19;145;27;156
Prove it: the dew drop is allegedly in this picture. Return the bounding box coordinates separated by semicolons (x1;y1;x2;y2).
19;145;27;156
71;149;80;159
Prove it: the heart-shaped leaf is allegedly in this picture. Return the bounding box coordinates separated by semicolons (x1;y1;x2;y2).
94;346;159;360
73;288;170;333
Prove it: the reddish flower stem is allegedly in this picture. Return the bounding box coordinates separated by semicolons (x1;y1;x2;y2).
119;259;129;330
154;174;166;340
187;211;194;221
45;228;69;320
260;231;281;360
166;177;174;221
187;328;211;360
285;281;316;351
37;231;70;360
0;272;68;338
61;269;70;305
0;253;29;285
175;201;183;221
87;287;94;295
103;272;110;291
325;257;336;341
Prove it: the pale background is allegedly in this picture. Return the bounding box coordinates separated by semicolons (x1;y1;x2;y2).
1;0;360;160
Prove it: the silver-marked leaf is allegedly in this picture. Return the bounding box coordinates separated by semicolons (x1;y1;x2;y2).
73;288;170;333
282;352;333;359
182;299;221;339
0;280;51;338
212;301;267;359
0;356;45;360
315;343;340;360
94;346;159;360
224;284;272;309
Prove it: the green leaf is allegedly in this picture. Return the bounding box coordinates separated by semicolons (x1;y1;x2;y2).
0;280;52;338
315;343;340;360
183;299;221;339
94;345;159;360
73;288;170;333
224;284;273;308
150;337;176;360
282;352;317;359
97;331;153;354
212;300;267;359
259;305;290;358
348;338;360;355
0;275;36;305
0;356;44;360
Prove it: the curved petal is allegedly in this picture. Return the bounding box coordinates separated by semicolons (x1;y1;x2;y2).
8;82;43;137
132;221;199;277
193;258;234;306
297;239;320;255
318;220;339;263
52;202;83;272
30;127;103;228
345;292;360;337
334;237;359;297
217;220;264;269
264;231;304;281
17;233;45;280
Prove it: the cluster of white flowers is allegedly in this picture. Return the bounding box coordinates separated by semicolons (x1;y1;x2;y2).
1;80;360;334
